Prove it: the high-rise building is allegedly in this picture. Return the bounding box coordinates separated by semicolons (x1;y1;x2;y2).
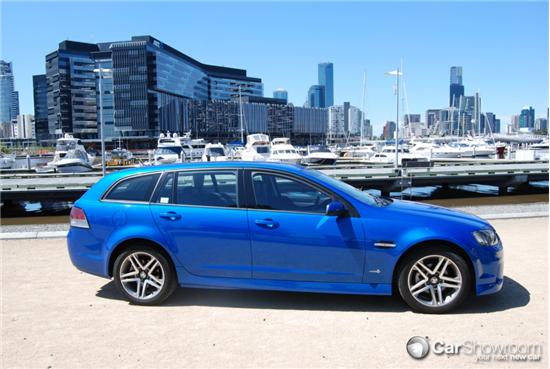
363;119;373;139
11;91;19;118
44;36;264;140
13;114;35;139
482;112;500;134
318;62;333;107
328;105;345;136
510;115;520;132
33;74;49;141
449;66;464;108
0;60;17;124
348;105;362;135
383;121;396;140
403;114;421;125
343;101;350;133
450;66;462;85
273;88;288;102
535;118;548;132
46;41;99;139
307;85;325;108
519;106;535;129
425;109;440;129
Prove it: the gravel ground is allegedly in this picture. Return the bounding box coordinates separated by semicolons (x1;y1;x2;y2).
1;217;547;368
0;202;547;235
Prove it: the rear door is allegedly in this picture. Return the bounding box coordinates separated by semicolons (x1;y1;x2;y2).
149;169;251;278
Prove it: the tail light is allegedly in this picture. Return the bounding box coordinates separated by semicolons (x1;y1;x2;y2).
70;206;90;229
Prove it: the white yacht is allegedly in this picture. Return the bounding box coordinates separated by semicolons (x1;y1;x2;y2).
227;145;245;160
409;141;461;159
181;132;207;161
342;143;377;160
0;153;15;169
270;137;302;164
42;134;93;173
108;136;133;163
241;134;272;161
154;132;183;165
367;146;416;165
516;140;549;161
302;145;338;165
456;139;496;157
202;143;228;162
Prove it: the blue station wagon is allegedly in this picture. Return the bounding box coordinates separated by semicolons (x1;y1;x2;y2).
67;162;503;313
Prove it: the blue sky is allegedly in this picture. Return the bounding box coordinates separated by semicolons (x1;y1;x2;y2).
1;1;548;134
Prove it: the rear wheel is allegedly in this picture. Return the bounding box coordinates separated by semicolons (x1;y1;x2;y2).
398;248;471;314
113;245;177;305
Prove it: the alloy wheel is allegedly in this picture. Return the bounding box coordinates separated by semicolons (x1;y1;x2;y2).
119;251;165;300
407;254;462;307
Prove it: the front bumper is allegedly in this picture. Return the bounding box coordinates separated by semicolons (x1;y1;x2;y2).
475;243;504;296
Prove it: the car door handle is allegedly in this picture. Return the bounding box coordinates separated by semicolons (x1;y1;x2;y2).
159;211;181;221
255;218;279;229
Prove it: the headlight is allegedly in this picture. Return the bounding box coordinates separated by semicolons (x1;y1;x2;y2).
473;229;499;246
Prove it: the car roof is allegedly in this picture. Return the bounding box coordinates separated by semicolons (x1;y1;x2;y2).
112;161;307;178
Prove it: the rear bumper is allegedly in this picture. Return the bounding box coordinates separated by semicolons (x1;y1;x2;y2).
67;227;110;278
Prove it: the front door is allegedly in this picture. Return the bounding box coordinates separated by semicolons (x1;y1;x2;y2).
246;171;365;283
149;169;251;278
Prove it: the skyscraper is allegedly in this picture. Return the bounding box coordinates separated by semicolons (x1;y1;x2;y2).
307;85;325;108
46;41;99;138
425;109;440;129
450;66;463;85
519;106;535;129
0;60;18;124
33;74;49;141
449;66;464;108
318;62;334;107
383;121;396;140
535;118;548;132
273;88;288;102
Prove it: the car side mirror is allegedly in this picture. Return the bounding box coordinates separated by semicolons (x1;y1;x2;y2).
326;200;348;217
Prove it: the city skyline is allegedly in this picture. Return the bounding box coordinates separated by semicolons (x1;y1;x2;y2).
1;1;548;135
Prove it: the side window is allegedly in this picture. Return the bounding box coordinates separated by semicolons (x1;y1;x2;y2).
251;172;331;214
154;172;175;204
105;173;160;202
175;171;238;208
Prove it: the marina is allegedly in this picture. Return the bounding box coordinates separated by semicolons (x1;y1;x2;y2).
1;158;547;202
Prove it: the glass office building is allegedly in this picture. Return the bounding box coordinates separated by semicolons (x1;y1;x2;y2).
33;74;49;141
110;36;263;139
0;60;16;124
40;35;336;144
318;62;334;107
307;85;325;108
46;41;100;139
273;88;288;102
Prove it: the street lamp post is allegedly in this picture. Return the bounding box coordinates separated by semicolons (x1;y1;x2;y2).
385;68;402;169
93;67;112;176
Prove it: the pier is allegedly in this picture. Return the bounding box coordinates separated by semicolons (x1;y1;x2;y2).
1;159;547;202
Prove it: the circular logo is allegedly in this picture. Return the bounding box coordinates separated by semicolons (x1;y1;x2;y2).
406;336;429;359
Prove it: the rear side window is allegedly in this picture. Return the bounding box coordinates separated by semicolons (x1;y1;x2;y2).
104;173;160;202
174;171;238;208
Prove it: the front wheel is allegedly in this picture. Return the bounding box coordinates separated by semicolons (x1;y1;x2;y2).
398;248;471;314
113;245;177;305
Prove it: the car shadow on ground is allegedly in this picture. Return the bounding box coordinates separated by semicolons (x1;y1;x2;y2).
96;276;528;314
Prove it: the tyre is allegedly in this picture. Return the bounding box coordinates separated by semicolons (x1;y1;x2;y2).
397;247;471;314
113;245;177;305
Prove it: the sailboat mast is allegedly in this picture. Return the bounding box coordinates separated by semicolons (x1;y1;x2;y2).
360;71;366;145
239;86;244;143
